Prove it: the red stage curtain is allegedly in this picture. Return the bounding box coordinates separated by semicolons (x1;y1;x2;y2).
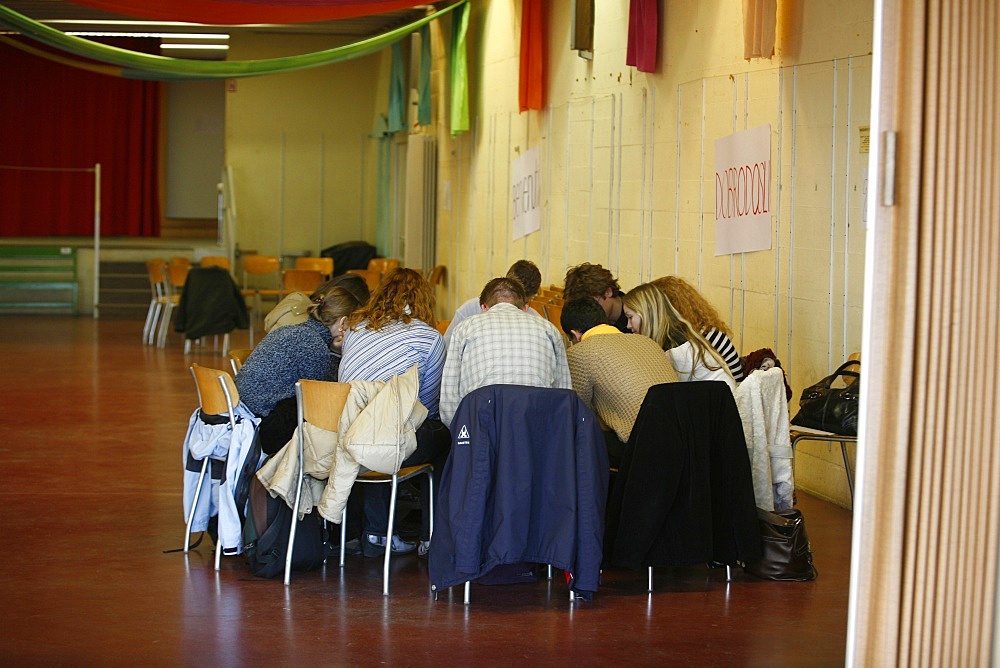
0;37;160;237
63;0;431;25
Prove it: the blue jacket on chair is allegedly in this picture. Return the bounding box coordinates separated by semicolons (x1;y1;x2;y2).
428;385;609;597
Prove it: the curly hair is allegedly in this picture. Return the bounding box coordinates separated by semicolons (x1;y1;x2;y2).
506;260;541;298
651;275;731;337
563;263;620;302
623;283;731;377
347;267;435;331
307;285;365;327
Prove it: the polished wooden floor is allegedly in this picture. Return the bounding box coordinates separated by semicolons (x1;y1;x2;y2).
0;316;852;665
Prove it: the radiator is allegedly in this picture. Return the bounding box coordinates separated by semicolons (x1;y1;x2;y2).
403;134;437;273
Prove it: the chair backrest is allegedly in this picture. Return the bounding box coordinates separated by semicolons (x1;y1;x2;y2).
166;261;191;290
527;297;550;320
242;254;281;290
281;268;324;295
200;255;231;271
543;301;563;329
294;256;334;277
346;268;382;292
190;363;239;418
426;264;446;288
295;379;351;432
228;348;254;375
146;259;167;295
367;258;400;274
434;319;450;335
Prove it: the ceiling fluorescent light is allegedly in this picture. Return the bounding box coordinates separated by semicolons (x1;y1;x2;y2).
66;32;229;39
160;44;229;51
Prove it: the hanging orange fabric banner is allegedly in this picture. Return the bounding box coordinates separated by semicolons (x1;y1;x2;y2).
518;0;544;112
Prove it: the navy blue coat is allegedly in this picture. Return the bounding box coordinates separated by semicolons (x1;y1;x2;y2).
428;385;609;597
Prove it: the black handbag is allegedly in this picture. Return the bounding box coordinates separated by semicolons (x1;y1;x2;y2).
791;360;860;435
744;507;818;581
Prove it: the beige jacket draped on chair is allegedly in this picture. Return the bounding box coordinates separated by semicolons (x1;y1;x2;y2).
256;365;428;521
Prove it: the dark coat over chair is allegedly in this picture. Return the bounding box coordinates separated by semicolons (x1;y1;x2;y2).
429;384;609;597
174;266;250;341
606;381;762;570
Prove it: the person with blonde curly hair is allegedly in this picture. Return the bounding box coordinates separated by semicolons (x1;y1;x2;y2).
339;267;448;558
622;283;736;392
651;276;744;381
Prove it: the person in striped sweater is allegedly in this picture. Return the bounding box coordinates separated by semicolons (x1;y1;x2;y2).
651;275;745;382
339;267;448;558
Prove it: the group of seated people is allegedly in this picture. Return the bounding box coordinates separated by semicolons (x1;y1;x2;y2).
232;257;767;560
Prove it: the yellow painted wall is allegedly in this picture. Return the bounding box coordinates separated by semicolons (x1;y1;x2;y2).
225;33;383;261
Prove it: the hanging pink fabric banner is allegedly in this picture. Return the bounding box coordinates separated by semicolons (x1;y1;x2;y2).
625;0;658;73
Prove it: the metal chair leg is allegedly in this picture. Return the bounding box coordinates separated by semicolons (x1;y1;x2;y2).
184;458;210;553
464;581;471;604
382;475;399;596
340;508;348;567
648;566;654;592
840;441;855;504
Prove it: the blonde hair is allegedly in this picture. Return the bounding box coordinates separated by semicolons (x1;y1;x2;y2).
347;267;435;331
623;283;732;378
651;275;731;337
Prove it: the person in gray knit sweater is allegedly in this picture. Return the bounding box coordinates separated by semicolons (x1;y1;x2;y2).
561;297;680;467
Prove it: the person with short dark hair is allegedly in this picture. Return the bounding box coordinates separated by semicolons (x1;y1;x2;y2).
563;262;629;332
443;260;543;345
560;297;679;467
439;276;571;428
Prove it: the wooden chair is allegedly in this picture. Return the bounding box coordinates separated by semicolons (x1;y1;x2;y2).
156;260;192;348
280;269;324;297
143;259;168;345
294;256;334;279
227;347;254;376
242;255;282;337
288;379;435;594
434;319;450;335
367;258;400;275
346;268;382;292
186;363;242;570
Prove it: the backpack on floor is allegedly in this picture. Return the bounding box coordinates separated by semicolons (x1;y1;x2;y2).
243;475;324;579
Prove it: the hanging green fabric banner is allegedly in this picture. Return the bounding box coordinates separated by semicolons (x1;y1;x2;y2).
449;1;469;136
0;1;466;81
387;41;406;133
417;25;432;127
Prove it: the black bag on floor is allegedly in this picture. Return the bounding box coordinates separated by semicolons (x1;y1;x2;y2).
243;476;324;579
744;507;818;581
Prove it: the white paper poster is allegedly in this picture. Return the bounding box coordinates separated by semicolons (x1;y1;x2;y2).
512;145;541;240
714;124;772;255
